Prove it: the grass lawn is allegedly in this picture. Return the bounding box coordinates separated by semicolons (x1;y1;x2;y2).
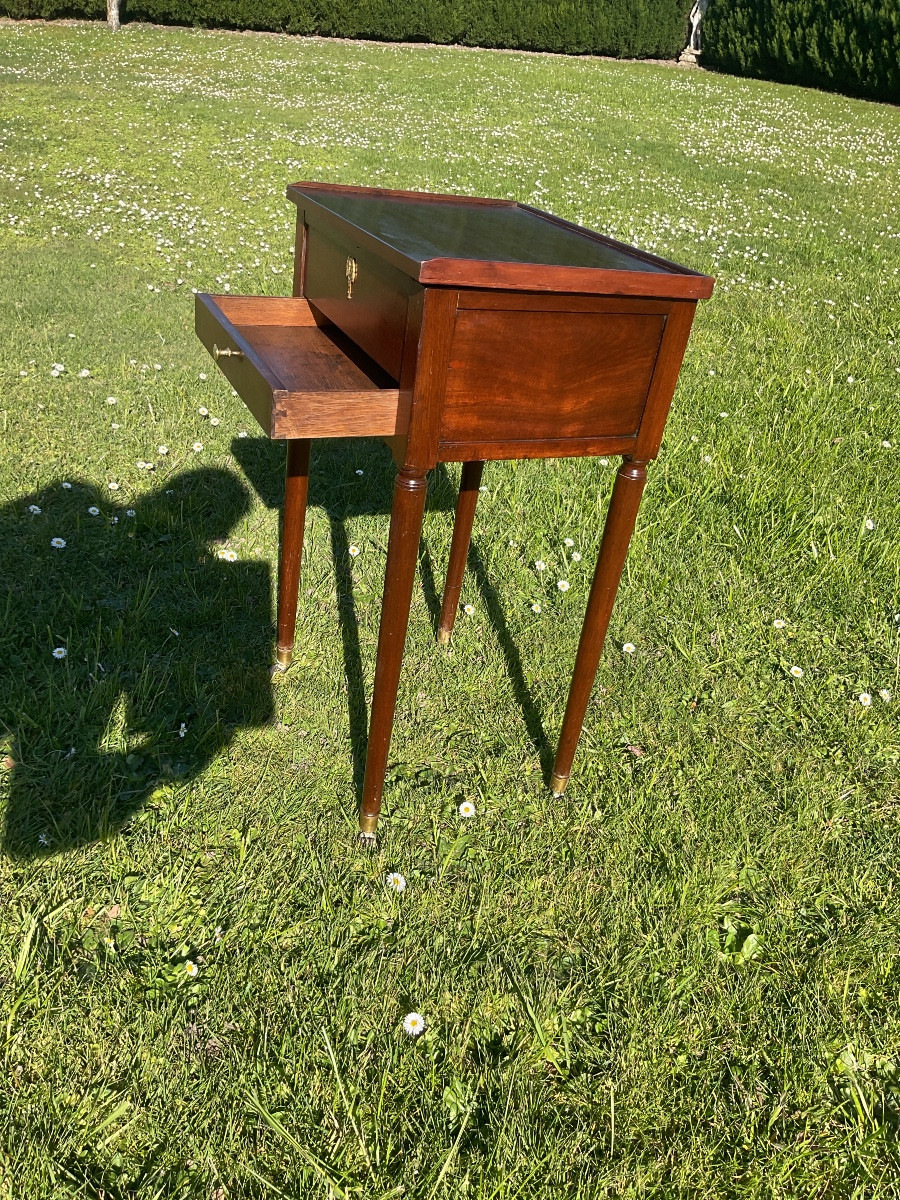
1;19;899;1197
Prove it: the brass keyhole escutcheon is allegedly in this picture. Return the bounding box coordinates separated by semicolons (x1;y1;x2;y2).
345;255;358;299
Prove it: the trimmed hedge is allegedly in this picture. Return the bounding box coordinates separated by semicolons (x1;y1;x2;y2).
0;0;695;59
702;0;899;104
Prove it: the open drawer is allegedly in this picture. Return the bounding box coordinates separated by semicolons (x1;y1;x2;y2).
195;294;407;439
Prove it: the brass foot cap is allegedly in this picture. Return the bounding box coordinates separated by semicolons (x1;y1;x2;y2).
275;646;293;668
437;628;451;646
550;772;569;797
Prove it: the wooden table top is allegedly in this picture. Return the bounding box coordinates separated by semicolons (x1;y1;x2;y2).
287;182;715;300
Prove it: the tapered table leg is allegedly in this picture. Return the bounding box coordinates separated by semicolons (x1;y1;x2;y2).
551;457;648;796
437;460;484;644
274;438;311;672
359;468;430;842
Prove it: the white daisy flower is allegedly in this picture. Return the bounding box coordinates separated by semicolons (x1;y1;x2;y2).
106;396;118;404
458;800;476;818
179;723;187;737
52;646;67;659
126;509;135;517
199;373;207;381
198;406;209;416
61;482;72;489
571;551;582;562
217;549;238;562
184;960;199;978
403;1012;425;1037
557;580;570;591
28;504;41;515
622;643;636;654
882;440;892;448
531;603;541;613
864;519;874;531
599;457;610;465
209;417;220;427
789;665;804;678
192;442;203;452
158;445;168;455
237;431;248;438
879;689;892;702
107;482;120;491
564;538;574;547
78;369;91;378
348;544;360;557
355;469;364;475
87;506;100;516
773;619;786;629
858;692;872;707
463;603;475;614
534;560;546;572
51;537;66;548
386;872;407;893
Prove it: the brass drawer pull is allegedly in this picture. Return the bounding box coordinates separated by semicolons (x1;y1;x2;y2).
213;343;243;360
345;255;358;298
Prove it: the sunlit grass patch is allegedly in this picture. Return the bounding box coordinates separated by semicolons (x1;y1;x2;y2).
0;20;898;1198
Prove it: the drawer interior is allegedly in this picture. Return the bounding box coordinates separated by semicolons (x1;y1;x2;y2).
195;294;407;439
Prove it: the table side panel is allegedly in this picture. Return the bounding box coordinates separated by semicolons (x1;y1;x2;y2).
304;221;415;381
634;300;698;461
439;306;665;449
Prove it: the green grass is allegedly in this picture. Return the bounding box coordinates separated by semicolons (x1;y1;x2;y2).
1;19;899;1198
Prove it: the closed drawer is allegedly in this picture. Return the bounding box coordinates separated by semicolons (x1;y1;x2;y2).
195;293;408;439
303;222;414;381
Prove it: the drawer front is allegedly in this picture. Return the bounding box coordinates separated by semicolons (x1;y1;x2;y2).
303;222;413;381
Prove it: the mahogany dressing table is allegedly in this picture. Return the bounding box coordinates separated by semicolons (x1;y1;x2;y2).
195;183;714;844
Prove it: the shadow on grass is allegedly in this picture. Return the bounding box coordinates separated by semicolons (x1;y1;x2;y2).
1;466;273;860
0;442;555;858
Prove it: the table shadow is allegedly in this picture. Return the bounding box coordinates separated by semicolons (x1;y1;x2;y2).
1;467;274;860
232;436;461;795
232;437;551;792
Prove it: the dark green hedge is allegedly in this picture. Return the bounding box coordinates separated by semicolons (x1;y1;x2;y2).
702;0;899;104
0;0;694;59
